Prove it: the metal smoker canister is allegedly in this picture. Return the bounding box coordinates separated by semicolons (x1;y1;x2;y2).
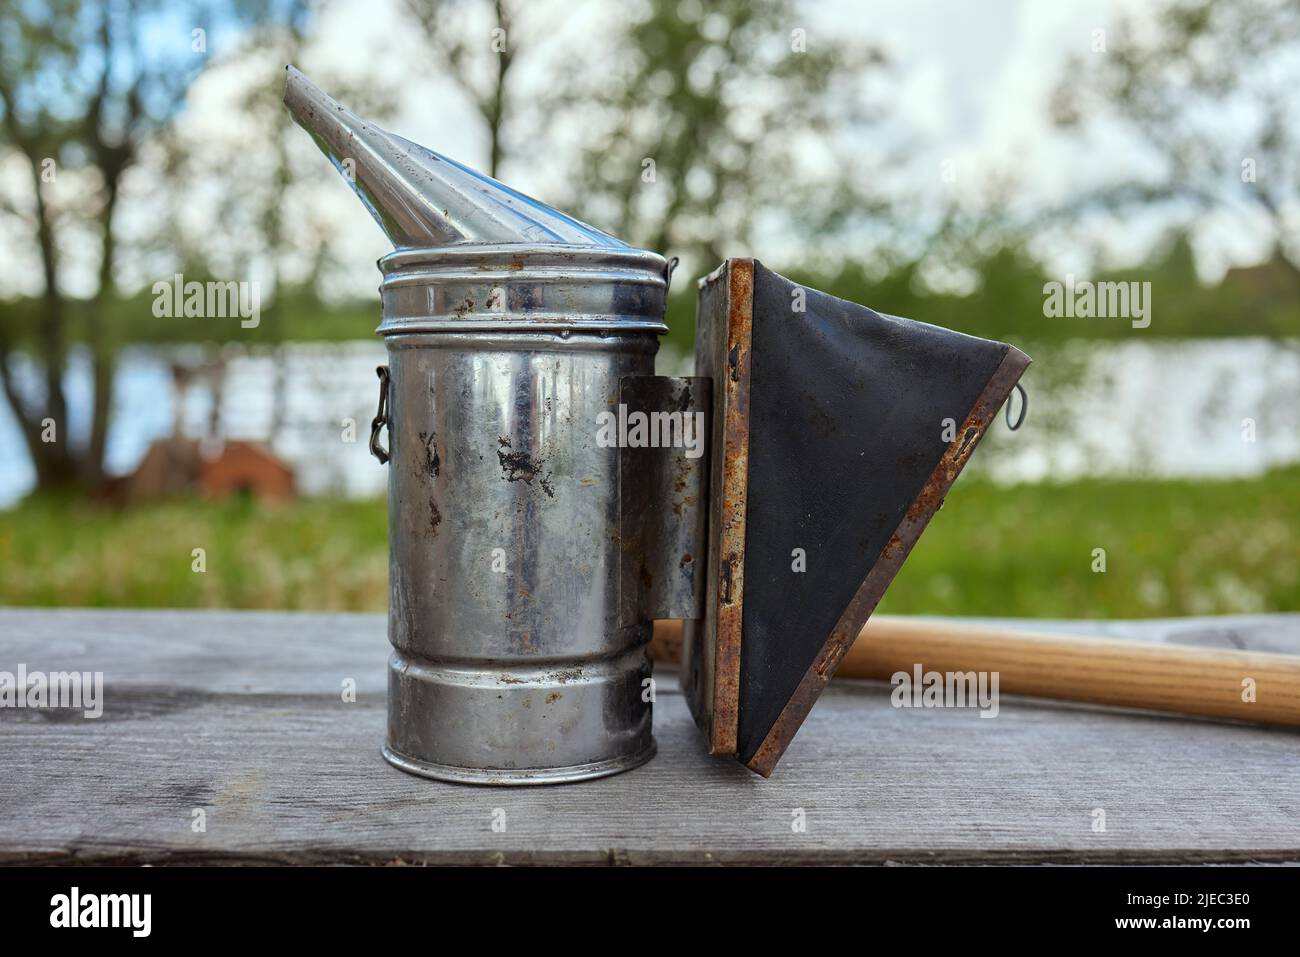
373;244;669;784
283;67;707;785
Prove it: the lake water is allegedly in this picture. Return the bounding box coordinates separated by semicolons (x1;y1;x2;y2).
1;338;1297;507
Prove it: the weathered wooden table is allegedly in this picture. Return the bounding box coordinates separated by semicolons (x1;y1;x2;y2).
2;609;1298;865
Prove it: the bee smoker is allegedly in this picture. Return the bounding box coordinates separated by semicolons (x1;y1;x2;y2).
285;68;706;784
376;244;690;784
284;68;1029;785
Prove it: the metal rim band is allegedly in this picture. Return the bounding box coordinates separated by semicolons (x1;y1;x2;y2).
378;242;668;274
377;243;670;335
381;740;657;787
377;318;670;335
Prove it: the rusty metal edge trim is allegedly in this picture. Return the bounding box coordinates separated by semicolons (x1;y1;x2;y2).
743;344;1032;776
708;258;755;754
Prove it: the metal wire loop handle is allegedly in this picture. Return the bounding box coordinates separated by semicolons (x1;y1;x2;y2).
1005;382;1027;431
370;365;390;464
663;255;680;292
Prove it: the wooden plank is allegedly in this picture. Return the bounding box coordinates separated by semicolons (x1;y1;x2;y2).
1;609;1299;864
680;258;752;754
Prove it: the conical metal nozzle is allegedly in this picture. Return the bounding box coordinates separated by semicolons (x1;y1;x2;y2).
283;65;627;249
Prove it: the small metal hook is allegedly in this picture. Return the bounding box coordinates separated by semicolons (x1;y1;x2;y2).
1005;382;1027;431
663;255;680;293
370;365;390;464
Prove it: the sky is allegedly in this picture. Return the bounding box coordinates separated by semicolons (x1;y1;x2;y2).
0;0;1282;300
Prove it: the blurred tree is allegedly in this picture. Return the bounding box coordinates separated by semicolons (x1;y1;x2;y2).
1051;0;1300;283
153;1;396;437
553;0;891;282
402;0;519;179
168;0;316;440
0;0;277;491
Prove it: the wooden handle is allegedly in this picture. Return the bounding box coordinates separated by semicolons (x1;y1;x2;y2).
650;617;1300;728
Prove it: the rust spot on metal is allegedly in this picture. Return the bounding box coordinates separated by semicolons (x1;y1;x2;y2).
813;632;852;679
496;437;554;498
545;692;562;704
418;430;440;477
428;499;442;534
957;425;979;458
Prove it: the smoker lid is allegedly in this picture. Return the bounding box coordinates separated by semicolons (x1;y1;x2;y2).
374;243;671;336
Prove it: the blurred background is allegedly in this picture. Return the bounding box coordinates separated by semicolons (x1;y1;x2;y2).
0;0;1296;618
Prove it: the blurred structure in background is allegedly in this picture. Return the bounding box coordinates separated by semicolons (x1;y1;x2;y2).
107;436;295;505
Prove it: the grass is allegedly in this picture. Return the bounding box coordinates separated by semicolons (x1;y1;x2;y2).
876;467;1300;619
1;468;1296;618
0;495;390;611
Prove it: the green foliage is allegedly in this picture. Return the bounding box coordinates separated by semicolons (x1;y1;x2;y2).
1051;0;1300;275
3;469;1297;617
879;467;1300;619
0;286;380;348
0;0;301;488
812;237;1300;342
658;233;1300;355
554;0;889;275
0;494;389;610
4;230;1295;360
